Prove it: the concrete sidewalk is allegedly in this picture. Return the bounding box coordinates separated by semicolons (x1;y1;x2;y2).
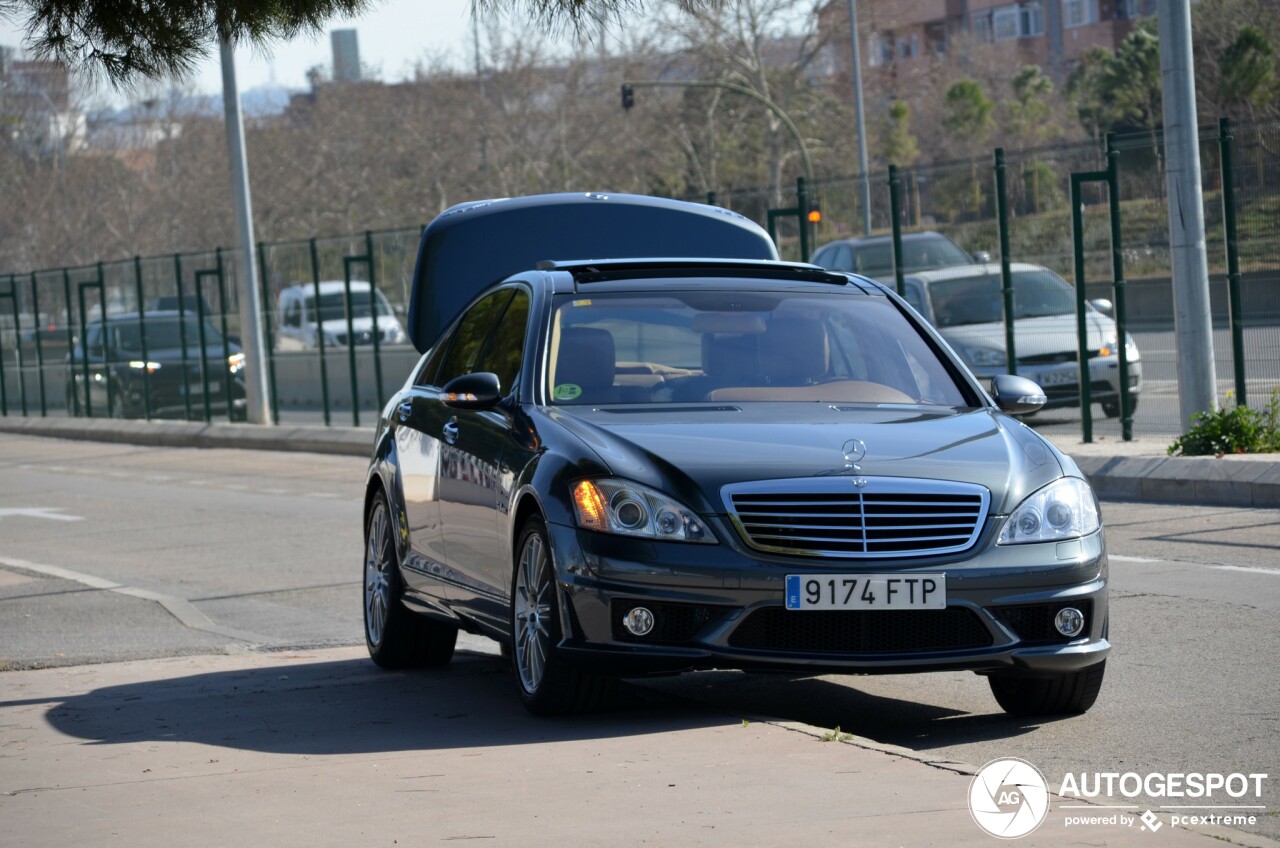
1;415;1278;507
2;646;1272;848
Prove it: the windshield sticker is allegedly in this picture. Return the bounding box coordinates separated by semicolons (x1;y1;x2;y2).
572;299;592;307
553;383;583;401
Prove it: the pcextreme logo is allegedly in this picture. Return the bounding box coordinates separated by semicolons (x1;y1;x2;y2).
969;758;1051;839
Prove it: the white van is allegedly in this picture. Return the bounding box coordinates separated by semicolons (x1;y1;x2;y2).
275;280;408;350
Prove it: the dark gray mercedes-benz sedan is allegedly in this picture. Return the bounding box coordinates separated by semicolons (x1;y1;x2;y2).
362;194;1109;717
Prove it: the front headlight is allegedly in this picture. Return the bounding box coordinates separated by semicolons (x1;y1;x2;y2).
128;360;162;373
227;352;246;373
571;478;715;544
998;477;1100;545
961;345;1007;368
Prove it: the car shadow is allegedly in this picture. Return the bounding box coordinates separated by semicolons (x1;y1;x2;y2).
632;670;1055;751
13;651;1049;756
8;651;748;755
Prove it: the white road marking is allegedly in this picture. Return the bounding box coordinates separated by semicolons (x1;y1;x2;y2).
1112;553;1278;575
0;554;276;644
0;508;84;522
1110;554;1159;562
1212;565;1280;577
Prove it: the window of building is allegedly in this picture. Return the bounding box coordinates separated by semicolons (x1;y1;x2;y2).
971;12;993;43
993;6;1020;41
868;32;894;66
925;21;948;55
1064;0;1099;28
896;34;920;59
1021;2;1045;35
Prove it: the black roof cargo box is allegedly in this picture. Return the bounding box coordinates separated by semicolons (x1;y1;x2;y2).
406;192;778;352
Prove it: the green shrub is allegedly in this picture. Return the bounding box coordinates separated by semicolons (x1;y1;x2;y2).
1168;389;1280;456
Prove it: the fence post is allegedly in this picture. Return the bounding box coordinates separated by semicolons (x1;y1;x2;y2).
365;230;385;410
61;269;74;415
309;238;332;427
29;274;46;416
133;256;152;420
888;165;905;297
0;276;10;416
1106;134;1133;441
1070;173;1094;444
173;254;194;421
1218;117;1247;407
994;148;1017;376
257;241;280;424
796;177;810;262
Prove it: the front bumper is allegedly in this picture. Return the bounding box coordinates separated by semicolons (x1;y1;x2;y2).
545;519;1110;679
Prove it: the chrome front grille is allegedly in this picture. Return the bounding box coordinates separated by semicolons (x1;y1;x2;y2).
723;477;989;558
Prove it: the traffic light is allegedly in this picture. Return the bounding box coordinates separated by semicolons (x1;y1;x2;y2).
807;208;822;224
621;84;635;110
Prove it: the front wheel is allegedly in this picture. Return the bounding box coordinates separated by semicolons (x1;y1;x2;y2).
511;516;612;715
989;660;1106;717
364;490;457;669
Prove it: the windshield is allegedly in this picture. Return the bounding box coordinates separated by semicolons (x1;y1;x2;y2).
929;269;1077;328
853;236;972;278
307;290;392;323
548;290;969;406
109;317;222;352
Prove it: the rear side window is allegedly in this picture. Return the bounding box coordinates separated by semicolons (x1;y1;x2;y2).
479;290;530;396
436;289;515;386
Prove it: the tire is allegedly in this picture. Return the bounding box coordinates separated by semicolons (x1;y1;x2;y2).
989;660;1106;717
1102;395;1138;419
511;515;612;715
364;490;457;669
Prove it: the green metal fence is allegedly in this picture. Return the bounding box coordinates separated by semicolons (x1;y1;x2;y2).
3;117;1277;440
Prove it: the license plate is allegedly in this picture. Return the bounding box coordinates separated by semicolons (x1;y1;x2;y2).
180;381;219;396
785;574;946;610
1038;370;1076;387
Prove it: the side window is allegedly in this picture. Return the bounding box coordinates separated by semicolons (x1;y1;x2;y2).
479;290;530;396
86;326;103;356
283;298;301;328
902;285;924;313
833;245;853;272
414;329;455;388
436;289;515;386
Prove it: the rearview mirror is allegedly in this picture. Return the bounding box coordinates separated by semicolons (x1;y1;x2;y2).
990;374;1047;415
1089;298;1113;315
972;250;992;263
440;372;502;409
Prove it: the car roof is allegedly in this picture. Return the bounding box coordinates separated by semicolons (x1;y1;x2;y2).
536;258;883;295
905;262;1048;284
91;310;188;324
819;231;950;249
286;280;373;294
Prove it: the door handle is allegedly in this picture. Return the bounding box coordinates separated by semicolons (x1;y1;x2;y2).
397;401;413;422
443;417;459;445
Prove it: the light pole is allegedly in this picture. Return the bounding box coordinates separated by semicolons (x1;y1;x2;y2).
847;0;872;235
219;35;273;425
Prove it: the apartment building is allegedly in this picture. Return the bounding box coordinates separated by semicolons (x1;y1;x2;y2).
821;0;1156;80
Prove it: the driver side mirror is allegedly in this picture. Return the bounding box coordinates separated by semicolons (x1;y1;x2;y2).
440;372;502;410
1089;298;1114;315
990;374;1047;415
972;250;992;263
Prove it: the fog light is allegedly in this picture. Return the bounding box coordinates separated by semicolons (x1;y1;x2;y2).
622;606;655;637
1054;607;1085;638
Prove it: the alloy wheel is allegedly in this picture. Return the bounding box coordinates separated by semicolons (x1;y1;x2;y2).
514;532;552;693
364;501;391;648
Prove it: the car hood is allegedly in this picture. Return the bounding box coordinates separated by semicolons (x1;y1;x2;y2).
548;404;1069;515
939;312;1114;359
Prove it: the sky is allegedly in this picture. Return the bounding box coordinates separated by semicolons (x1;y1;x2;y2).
1;0;586;106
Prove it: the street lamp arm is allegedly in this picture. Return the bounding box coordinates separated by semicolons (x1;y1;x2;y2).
623;78;815;186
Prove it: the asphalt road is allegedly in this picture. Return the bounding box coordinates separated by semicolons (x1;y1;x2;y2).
0;434;1277;841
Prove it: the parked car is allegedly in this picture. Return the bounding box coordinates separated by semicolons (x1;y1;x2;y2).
894;263;1141;417
811;231;987;278
275;280;408;350
65;311;246;420
362;194;1109;719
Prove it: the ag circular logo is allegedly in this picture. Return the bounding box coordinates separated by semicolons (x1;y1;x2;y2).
969;758;1050;839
